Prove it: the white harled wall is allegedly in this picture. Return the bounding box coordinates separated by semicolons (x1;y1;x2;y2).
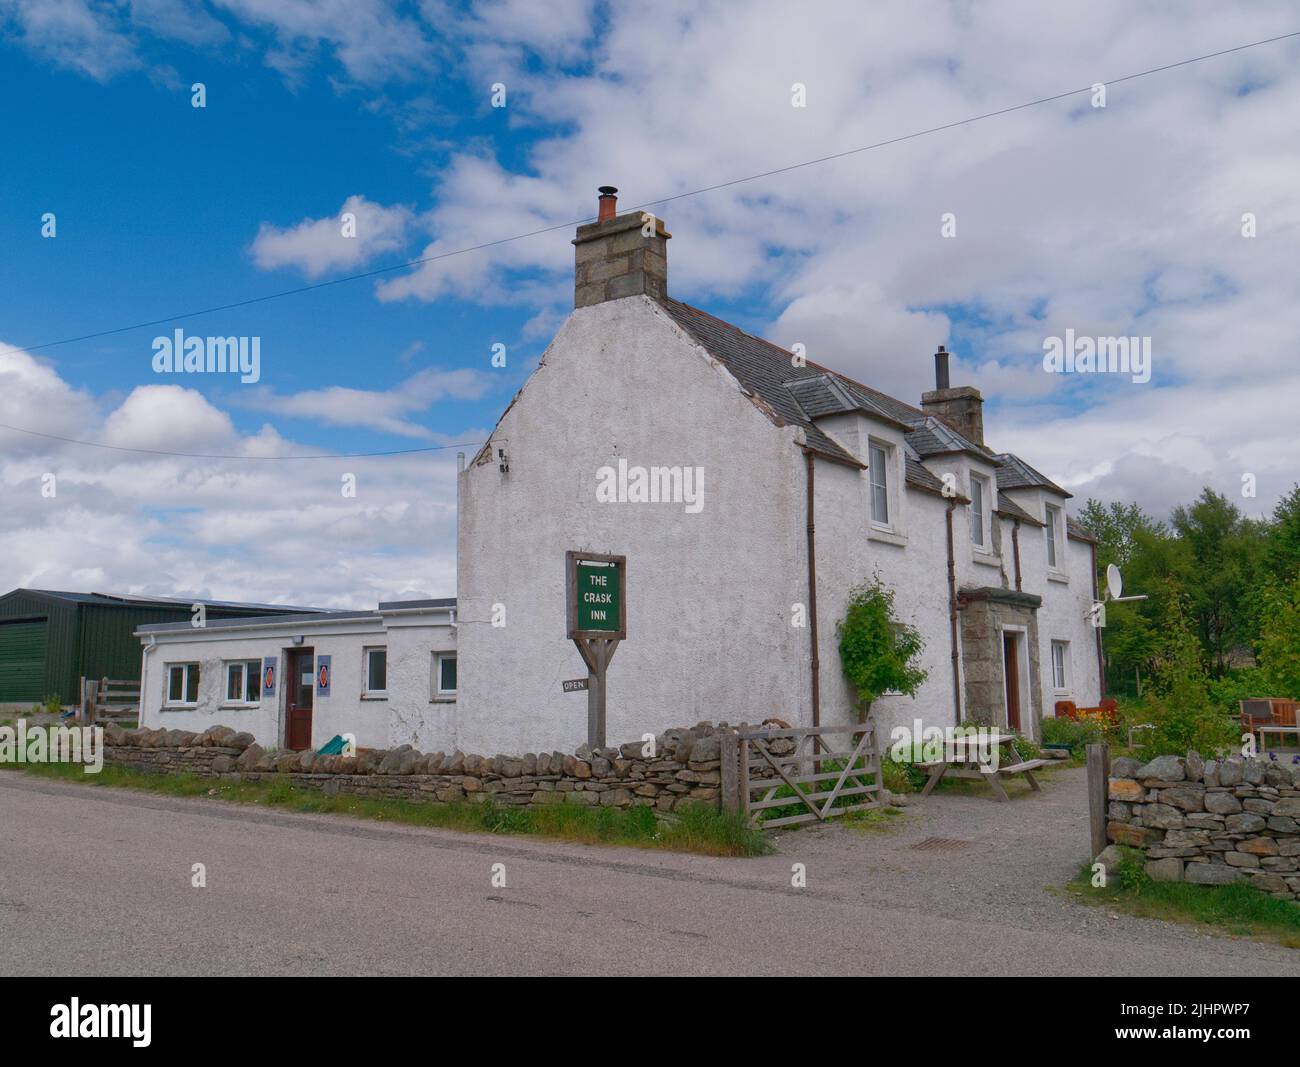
454;294;1101;755
456;296;811;755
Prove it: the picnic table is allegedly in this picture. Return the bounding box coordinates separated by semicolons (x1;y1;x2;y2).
918;731;1049;801
1256;725;1299;755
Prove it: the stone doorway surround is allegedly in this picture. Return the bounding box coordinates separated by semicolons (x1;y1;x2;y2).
957;587;1043;736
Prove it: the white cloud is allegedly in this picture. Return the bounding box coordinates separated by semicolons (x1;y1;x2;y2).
238;366;493;437
250;194;416;278
103;385;238;453
374;0;1300;517
214;0;436;84
0;0;141;81
0;350;469;606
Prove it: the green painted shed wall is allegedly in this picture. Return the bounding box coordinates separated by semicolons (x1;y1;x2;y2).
0;591;303;706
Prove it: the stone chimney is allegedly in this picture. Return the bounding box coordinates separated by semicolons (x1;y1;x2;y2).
921;345;984;446
572;186;671;308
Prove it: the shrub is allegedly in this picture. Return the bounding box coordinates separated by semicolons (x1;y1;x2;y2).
836;575;927;721
1007;733;1042;762
1041;715;1104;755
1113;846;1152;892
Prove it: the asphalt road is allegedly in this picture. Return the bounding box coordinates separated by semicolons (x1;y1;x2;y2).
1;770;1296;976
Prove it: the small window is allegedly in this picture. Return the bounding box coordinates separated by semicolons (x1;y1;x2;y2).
1051;640;1069;690
1045;504;1061;569
166;663;200;706
970;475;987;547
435;653;457;696
365;648;388;694
868;442;889;526
225;660;261;704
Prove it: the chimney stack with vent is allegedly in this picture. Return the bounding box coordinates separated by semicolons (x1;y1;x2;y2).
921;344;984;445
572;185;671;308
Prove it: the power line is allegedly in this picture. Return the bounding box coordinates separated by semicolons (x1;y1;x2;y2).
2;29;1296;362
0;422;483;460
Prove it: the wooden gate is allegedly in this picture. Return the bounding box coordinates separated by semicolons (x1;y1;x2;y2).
722;722;883;829
80;676;140;725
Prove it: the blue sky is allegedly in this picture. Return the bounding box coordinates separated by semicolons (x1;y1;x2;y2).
0;16;541;447
2;1;1298;607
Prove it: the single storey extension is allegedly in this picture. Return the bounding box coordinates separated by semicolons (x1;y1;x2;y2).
136;599;457;751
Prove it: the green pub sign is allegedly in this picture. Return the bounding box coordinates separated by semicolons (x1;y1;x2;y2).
576;563;620;632
566;550;625;748
565;550;626;641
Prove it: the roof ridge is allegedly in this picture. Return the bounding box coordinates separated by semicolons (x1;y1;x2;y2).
659;296;924;419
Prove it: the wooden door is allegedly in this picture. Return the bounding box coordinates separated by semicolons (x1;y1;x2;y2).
286;648;314;750
1003;632;1021;732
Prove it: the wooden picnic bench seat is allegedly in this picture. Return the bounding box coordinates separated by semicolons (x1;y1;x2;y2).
997;759;1048;775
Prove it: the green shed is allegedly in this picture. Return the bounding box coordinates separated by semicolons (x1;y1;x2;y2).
0;589;317;707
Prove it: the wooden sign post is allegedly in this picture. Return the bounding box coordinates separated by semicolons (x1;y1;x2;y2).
566;550;626;749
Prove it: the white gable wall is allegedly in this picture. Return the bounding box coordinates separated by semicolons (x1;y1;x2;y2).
455;295;811;755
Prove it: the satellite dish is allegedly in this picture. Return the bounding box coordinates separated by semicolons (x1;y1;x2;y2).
1106;564;1123;600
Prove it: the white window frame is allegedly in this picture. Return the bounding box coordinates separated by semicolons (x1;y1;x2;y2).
433;652;458;698
165;662;200;707
1045;503;1063;571
970;473;989;548
868;441;890;528
223;659;261;706
363;646;388;697
1051;640;1069;691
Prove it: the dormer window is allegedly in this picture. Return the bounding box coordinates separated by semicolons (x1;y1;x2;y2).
970;474;989;547
868;442;890;526
1045;503;1063;570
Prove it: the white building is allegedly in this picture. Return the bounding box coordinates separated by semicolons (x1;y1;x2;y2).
453;188;1101;755
136;599;456;751
134;188;1101;756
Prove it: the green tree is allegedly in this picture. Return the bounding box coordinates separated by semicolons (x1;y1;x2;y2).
1169;489;1266;675
1078;498;1166;572
836;576;927;722
1142;582;1239;755
1079;500;1178;695
1258;573;1300;699
1263;484;1300;583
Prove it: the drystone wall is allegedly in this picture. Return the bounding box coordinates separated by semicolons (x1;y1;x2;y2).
101;722;736;812
1103;751;1300;901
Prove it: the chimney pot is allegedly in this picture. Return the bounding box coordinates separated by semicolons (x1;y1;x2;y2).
572;183;670;308
597;186;618;222
934;344;950;390
921;344;984;446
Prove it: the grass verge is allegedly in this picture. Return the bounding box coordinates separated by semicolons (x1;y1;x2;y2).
1070;859;1300;949
2;761;771;858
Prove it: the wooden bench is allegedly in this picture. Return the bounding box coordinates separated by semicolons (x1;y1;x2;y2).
918;737;1048;801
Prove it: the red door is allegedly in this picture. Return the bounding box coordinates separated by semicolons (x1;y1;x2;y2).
286;648;314;750
1003;633;1021;732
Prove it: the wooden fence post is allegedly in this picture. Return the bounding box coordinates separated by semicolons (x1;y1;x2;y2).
720;727;740;813
1086;742;1110;860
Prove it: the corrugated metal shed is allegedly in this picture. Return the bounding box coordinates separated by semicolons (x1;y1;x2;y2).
0;589;319;705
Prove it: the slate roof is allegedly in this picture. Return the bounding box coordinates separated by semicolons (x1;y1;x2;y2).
995;492;1042;526
657;297;1071;507
994;453;1070;497
1066;516;1097;543
905;416;990;460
